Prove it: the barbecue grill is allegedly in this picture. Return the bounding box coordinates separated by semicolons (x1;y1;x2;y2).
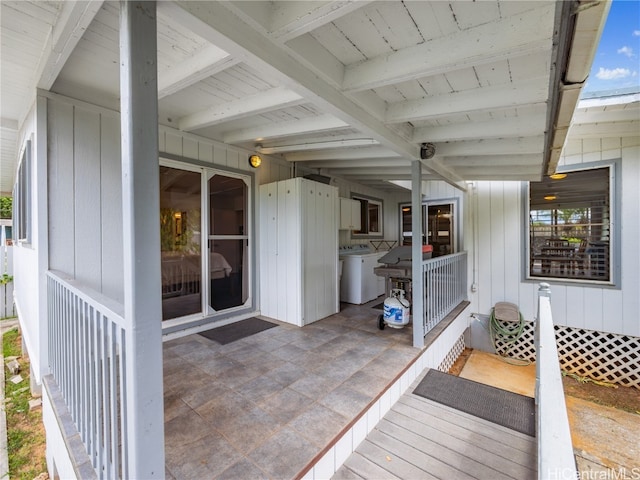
374;245;433;302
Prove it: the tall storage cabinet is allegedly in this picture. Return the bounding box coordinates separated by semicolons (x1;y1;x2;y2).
259;178;339;326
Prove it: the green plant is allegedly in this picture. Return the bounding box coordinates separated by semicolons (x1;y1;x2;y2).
1;273;13;285
3;327;47;479
0;196;12;219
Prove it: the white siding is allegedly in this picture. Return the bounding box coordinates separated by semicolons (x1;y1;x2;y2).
469;139;640;337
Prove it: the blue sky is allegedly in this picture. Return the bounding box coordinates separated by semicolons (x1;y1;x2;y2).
582;0;640;95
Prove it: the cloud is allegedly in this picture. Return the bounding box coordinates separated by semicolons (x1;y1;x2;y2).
633;30;640;36
617;46;634;57
595;67;631;80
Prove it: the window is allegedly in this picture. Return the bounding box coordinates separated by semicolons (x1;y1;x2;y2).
528;166;612;282
400;201;457;257
352;195;382;236
14;140;32;244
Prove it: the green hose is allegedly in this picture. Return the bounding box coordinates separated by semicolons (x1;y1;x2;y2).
489;307;530;366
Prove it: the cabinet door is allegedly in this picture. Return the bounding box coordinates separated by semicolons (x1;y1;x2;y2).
339;198;352;229
350;199;362;230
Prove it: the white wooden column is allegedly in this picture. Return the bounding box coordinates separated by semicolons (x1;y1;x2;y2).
412;160;425;348
119;2;164;478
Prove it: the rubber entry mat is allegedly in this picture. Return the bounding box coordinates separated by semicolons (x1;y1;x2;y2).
199;317;277;345
413;369;536;437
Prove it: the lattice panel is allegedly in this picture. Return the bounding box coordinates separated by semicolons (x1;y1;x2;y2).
493;320;537;362
555;326;640;389
492;320;640;389
439;334;465;372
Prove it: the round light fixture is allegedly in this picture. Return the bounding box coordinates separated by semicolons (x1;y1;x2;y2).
248;154;262;168
549;172;567;180
544;195;557;201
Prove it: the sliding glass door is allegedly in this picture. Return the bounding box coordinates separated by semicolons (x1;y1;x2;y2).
160;161;252;322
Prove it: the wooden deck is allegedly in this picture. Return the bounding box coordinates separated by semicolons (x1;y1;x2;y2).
333;374;536;480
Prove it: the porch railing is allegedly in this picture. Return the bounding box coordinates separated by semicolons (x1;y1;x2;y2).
422;251;467;334
47;270;129;479
535;283;576;479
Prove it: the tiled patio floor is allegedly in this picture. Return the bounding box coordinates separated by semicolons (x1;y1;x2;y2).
162;299;420;479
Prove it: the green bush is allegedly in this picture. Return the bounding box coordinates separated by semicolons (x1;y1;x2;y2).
0;196;12;219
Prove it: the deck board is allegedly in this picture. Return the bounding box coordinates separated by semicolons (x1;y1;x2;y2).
334;379;536;480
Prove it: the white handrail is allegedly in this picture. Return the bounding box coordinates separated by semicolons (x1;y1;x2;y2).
422;252;467;334
535;282;577;480
47;270;128;479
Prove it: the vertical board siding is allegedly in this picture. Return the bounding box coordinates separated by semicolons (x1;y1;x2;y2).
48;101;76;275
472;140;639;337
73;107;102;289
100;116;124;303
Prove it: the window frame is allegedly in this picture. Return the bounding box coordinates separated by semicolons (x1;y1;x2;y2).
524;160;620;287
14;139;32;245
351;193;383;238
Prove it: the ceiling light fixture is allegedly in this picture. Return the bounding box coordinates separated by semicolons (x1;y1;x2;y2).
248;154;262;168
544;195;557;201
549;173;567;180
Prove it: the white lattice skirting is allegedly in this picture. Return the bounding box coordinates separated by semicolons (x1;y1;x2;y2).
438;334;465;372
493;320;640;389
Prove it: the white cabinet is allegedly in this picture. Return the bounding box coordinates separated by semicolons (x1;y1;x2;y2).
339;198;362;230
259;178;338;326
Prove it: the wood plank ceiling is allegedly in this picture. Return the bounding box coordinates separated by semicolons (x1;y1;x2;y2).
0;1;611;194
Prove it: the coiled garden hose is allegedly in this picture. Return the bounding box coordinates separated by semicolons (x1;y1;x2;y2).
489;307;530;366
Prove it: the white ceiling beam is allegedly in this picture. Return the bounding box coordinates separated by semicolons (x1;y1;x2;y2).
158;45;239;99
342;3;555;92
435;136;544;157
413;114;546;143
441;154;542;167
178;87;304;131
325;167;414;176
163;1;465;190
162;4;420;155
420;158;465;187
285;146;401;162
461;173;542;181
223;114;348;144
387;77;548;124
304;158;409;169
270;1;370;42
258;138;378;154
36;0;104;90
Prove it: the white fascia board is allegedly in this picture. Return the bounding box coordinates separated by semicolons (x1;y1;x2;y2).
342;3;555;92
567;121;640;139
36;1;104;90
387;77;549;123
413;114;547;143
285;146;401;162
223;114;348;143
178;87;304;131
436;136;545;156
157;45;239;99
572;106;640;125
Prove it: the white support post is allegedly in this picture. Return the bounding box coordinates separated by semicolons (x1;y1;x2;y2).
412;160;424;348
119;2;164;478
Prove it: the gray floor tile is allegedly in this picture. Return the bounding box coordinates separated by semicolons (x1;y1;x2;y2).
288;403;349;448
318;386;373;419
235;375;286;401
247;427;317;480
215;405;282;454
166;431;243;479
217;458;269;480
289;372;343;401
257;387;312;424
265;361;309;387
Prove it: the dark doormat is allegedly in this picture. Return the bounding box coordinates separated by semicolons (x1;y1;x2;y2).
199;317;278;345
413;369;535;437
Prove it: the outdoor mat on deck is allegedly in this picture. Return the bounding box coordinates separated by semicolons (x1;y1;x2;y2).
413;368;535;436
199;317;277;345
